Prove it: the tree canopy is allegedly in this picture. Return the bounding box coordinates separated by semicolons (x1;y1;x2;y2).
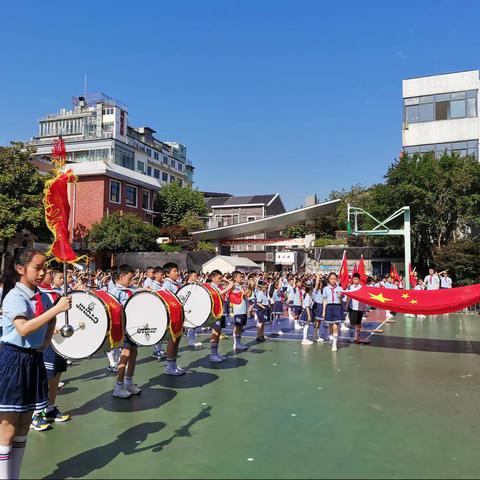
87;212;159;253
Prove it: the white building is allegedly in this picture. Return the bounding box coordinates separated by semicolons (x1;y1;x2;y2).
29;92;194;186
402;70;479;158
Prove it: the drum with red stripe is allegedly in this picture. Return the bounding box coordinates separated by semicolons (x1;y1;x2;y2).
177;283;223;329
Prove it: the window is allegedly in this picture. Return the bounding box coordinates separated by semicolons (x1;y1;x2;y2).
114;145;135;170
146;148;152;157
154;151;159;160
147;166;152;176
404;90;477;123
110;180;121;204
103;122;114;132
163;155;168;164
247;216;256;222
154;168;160;179
142;190;150;210
137;161;145;173
170;175;175;183
170;158;175;168
404;139;478;159
177;162;183;171
162;172;168;182
125;185;138;207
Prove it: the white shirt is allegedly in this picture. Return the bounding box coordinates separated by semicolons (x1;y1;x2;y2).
424;274;440;290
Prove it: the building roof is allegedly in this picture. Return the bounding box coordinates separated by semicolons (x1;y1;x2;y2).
207;193;279;209
64;160;162;190
192;198;340;240
202;255;261;270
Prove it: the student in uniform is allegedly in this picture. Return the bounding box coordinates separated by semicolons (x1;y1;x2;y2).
440;271;452;289
424;268;440;291
322;272;344;352
291;279;303;330
142;267;155;290
270;279;284;336
285;277;295;323
109;265;141;399
346;273;369;344
33;268;70;431
207;270;234;362
162;263;185;376
150;267;166;360
312;274;325;343
254;281;270;342
0;248;71;479
383;275;398;321
229;271;251;352
185;271;203;349
299;286;314;345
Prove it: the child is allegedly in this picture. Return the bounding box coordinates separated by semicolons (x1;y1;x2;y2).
291;279;303;331
229;271;251;352
322;272;344;352
162;262;185;376
185;270;203;349
312;274;325;343
0;248;71;479
347;273;368;344
254;281;270;342
424;268;440;291
270;279;284;335
150;266;166;360
300;286;314;345
34;268;70;431
109;264;140;398
383;275;398;321
207;270;233;362
142;266;155;290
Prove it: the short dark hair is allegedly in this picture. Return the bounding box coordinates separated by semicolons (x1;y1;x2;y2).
154;266;164;274
117;264;134;276
51;267;63;276
146;266;154;272
188;269;198;276
352;273;361;279
163;262;179;275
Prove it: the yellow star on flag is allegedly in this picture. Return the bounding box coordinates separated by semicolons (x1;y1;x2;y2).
409;299;418;304
369;292;392;303
402;293;410;299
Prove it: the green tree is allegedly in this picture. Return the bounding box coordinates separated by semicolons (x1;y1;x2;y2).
433;239;480;286
0;142;46;269
154;183;207;227
283;225;308;238
179;210;206;232
87;212;159;253
195;241;216;253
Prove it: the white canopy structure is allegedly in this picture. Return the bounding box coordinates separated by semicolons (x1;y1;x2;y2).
202;255;261;274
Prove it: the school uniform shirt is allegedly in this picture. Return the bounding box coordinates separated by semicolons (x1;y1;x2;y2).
231;284;248;315
414;285;424;291
143;277;154;289
424;274;440;291
162;278;182;294
347;284;364;311
272;289;282;303
286;284;295;303
440;276;452;289
312;288;324;304
1;282;54;349
302;294;313;309
255;290;270;307
108;284;137;307
322;285;343;304
151;280;163;292
384;283;398;290
291;288;303;307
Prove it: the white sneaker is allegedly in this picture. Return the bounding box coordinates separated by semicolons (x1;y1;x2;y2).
315;337;325;343
294;322;302;330
165;364;186;376
341;323;349;332
331;338;338;352
194;342;203;348
329;334;334;342
301;339;313;345
278;330;284;335
126;383;141;395
210;354;224;363
113;383;132;398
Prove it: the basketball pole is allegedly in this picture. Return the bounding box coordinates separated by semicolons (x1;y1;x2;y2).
347;204;412;289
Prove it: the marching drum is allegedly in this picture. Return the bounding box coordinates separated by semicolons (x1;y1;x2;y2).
124;291;169;346
177;283;223;329
51;290;121;360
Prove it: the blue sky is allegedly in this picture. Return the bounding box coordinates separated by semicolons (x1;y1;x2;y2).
1;0;479;209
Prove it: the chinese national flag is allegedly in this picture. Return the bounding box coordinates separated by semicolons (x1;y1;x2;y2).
358;255;367;285
343;285;480;315
339;250;349;289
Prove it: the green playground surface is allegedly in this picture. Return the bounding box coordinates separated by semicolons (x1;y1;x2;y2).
24;312;480;479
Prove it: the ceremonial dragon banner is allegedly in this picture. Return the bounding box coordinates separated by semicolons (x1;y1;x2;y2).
343;285;480;315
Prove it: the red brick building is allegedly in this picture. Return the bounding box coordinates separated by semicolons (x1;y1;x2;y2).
66;161;160;247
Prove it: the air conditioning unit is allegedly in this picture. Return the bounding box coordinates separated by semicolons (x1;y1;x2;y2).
402;122;409;130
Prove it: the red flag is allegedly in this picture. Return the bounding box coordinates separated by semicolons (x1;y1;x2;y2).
409;263;417;288
358;255;367;285
339;250;349;289
44;137;81;263
343;284;480;315
352;262;358;276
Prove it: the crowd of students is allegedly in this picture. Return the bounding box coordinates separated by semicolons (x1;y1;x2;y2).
0;247;454;479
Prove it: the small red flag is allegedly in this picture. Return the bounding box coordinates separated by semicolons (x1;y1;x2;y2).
358;255;367;285
352;262;358;276
339;250;349;289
